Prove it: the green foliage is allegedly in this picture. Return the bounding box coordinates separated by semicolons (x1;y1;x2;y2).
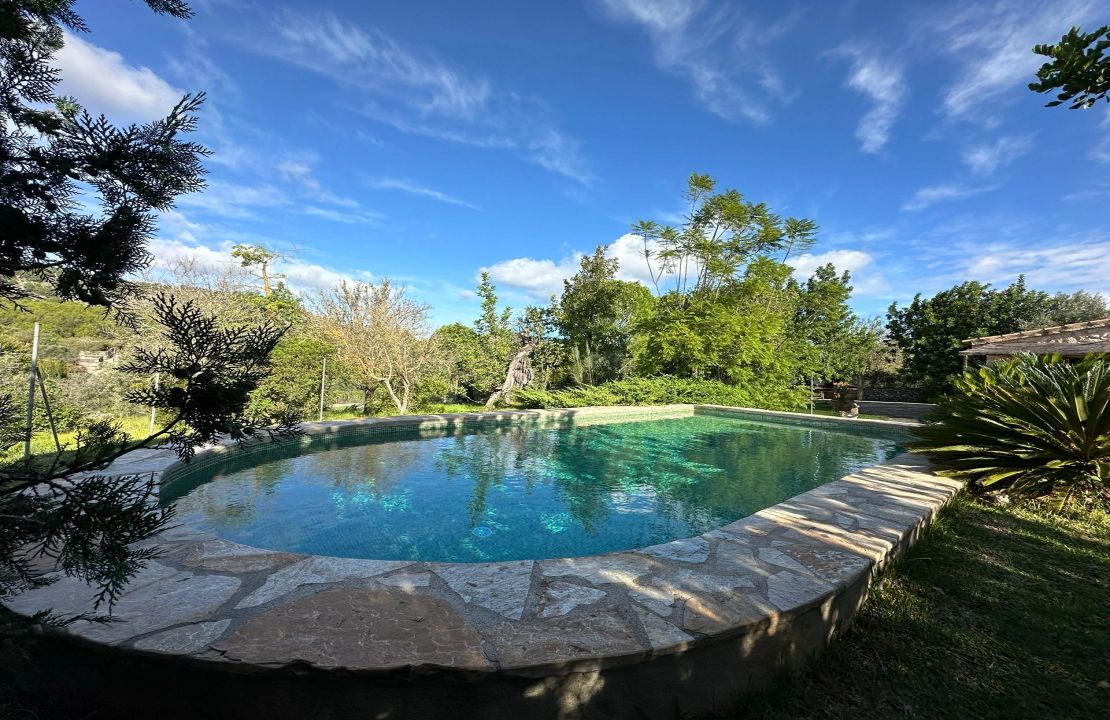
1;294;291;609
513;376;807;411
557;247;654;383
518;303;565;390
887;277;1050;398
1030;25;1110;109
434;322;504;402
911;354;1110;508
247;330;331;420
1022;290;1109;329
794;263;881;381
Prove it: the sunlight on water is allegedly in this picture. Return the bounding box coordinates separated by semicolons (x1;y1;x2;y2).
161;415;902;562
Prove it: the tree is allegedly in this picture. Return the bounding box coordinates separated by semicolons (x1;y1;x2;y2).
627;174;818;408
631;173;816;299
475;271;512;340
1030;25;1110;109
557;247;653;384
1;0;207;309
434;323;501;402
794;263;881;382
230;244;284;297
886;277;1050;398
316;280;443;415
1022;290;1110;329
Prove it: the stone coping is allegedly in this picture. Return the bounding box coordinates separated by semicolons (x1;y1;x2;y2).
4;405;959;685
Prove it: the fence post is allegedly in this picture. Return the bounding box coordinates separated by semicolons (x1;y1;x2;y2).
23;322;41;463
149;372;160;436
318;357;327;422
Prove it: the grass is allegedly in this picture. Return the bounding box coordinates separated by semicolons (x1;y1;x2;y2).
731;495;1110;720
0;415;156;467
3;404;492;466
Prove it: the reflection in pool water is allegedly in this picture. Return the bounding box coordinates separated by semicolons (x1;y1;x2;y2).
161;415;902;562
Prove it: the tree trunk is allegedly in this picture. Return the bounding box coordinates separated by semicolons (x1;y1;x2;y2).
486;336;536;409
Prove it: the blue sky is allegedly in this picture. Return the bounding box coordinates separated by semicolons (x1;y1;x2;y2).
64;0;1110;325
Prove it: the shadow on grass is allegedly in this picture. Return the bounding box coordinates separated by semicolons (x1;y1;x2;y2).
729;495;1110;720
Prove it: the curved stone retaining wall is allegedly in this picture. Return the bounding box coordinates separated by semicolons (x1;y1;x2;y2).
1;406;960;720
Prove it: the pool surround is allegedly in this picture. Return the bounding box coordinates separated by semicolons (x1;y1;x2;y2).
2;405;960;719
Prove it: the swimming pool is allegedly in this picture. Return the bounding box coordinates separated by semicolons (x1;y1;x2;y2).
161;412;902;562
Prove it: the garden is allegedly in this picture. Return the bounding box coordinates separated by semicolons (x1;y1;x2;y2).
1;1;1109;719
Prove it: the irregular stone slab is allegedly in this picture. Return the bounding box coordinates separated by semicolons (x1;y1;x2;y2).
217;588;490;670
540;553;657;587
714;540;774;578
6;562;240;645
782;545;871;585
485;605;643;669
378;573;432;591
632;604;692;652
756;547;814;576
639;537;710;563
766;570;834;612
183;540;301;573
133;619;231;654
537;580;607;618
236;557;409;609
682;591;772;635
628;569;756;617
434;561;533;620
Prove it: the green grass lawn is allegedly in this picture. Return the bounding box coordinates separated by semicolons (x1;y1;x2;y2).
731;495;1110;720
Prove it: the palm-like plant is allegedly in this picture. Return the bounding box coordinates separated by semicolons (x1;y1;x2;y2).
912;353;1110;508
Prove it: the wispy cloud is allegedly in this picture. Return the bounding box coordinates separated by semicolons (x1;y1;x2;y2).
834;48;906;154
368;177;478;209
962;135;1034;175
963;239;1110;295
259;11;593;184
591;0;796;124
901;183;998;212
931;0;1105;122
55;32;183;123
178;180;286;219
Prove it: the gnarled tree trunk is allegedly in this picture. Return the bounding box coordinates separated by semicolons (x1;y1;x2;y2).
486;334;536;408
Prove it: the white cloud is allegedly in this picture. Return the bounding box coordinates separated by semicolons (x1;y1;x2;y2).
962;135;1033;175
933;0;1105;121
368;177;477;209
787;249;891;297
147;236;367;293
481;255;582;299
592;0;795;124
54;33;183;123
901;183;998;212
835;49;906;154
261;11;593;184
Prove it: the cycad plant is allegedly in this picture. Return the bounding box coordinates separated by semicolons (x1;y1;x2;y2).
912;353;1110;508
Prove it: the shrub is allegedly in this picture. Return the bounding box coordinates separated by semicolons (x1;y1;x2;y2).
512;376;807;411
911;353;1110;508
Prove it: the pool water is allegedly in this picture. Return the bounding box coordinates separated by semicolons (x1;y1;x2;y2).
161;415;902;562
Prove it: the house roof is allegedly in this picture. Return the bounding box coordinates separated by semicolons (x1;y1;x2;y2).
960;317;1110;356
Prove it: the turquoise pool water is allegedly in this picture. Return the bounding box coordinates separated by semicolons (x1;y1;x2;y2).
161;414;902;562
